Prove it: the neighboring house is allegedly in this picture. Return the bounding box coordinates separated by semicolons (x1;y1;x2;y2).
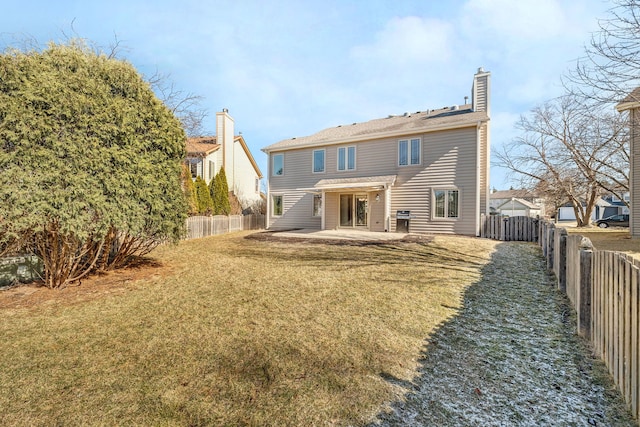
261;68;491;236
602;192;630;217
489;189;545;217
556;198;616;221
494;198;541;218
185;109;263;208
616;89;639;237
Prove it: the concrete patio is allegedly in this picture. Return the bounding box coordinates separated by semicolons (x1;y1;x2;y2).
270;228;409;241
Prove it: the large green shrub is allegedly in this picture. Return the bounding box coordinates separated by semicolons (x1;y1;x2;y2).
194;176;213;214
0;41;187;288
182;164;198;215
212;167;231;215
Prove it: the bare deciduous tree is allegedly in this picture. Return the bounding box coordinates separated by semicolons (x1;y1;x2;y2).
148;70;208;137
567;0;640;104
497;95;628;226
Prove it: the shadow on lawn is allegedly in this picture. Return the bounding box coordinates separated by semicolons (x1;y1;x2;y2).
367;242;635;427
244;231;489;272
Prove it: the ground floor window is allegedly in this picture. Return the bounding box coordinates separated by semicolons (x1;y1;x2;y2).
189;159;202;179
313;194;322;217
434;189;459;218
272;195;283;216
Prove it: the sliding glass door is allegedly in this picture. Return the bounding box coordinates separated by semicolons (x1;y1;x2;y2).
339;194;368;228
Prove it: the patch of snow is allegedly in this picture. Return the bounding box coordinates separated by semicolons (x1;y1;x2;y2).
369;243;634;426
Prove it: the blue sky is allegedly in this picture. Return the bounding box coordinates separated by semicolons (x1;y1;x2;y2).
0;0;613;189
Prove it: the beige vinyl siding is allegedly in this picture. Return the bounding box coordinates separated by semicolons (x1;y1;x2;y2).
268;149;322;230
369;191;386;232
269;190;321;230
324;193;339;229
390;127;478;235
268;125;481;235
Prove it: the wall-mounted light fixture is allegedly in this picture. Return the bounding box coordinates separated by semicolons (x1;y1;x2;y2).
375;194;380;202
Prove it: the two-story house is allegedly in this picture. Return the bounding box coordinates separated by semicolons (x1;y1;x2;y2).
262;68;491;236
186;109;263;209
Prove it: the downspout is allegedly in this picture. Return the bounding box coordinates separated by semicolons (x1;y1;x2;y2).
385;184;392;232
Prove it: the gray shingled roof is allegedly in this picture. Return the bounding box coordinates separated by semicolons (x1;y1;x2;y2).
262;105;489;152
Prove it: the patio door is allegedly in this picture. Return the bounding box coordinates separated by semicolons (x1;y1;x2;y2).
355;195;368;227
339;194;368;228
339;195;353;227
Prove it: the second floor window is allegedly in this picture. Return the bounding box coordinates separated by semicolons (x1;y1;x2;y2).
313;149;325;173
338;146;356;171
399;138;421;166
272;153;284;176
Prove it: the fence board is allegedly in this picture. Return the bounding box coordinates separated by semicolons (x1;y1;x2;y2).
631;266;639;418
624;258;631;406
185;214;265;240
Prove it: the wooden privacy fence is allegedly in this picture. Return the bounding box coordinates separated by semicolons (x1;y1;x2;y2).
185;214;265;240
483;216;639;420
480;214;539;242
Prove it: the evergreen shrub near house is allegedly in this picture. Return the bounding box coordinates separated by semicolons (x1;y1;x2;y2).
182;164;198;215
0;41;187;288
195;176;213;214
212;167;231;215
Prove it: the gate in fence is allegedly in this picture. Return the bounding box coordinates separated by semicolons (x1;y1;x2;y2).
480;214;539;242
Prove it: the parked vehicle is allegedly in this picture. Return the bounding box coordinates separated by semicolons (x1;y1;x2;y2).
594;214;629;228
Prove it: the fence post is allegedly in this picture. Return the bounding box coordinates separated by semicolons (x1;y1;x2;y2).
557;228;567;292
578;239;594;338
547;225;555;270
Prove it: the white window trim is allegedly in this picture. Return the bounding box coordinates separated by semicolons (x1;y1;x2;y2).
272;194;284;217
432;188;460;220
312;193;322;217
337;145;356;171
208;160;216;182
398;138;421;166
272;153;284;177
312;149;326;174
189;158;202;180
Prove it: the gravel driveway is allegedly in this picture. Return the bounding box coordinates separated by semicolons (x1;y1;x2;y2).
369;242;635;426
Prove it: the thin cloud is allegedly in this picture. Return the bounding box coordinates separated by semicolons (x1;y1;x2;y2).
350;16;454;65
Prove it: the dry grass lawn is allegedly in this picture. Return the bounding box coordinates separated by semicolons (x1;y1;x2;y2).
564;225;640;257
0;231;498;426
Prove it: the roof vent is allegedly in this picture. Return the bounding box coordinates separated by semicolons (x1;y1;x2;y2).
450;105;459;111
